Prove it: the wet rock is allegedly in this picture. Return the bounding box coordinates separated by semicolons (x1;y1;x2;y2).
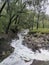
32;44;41;53
24;59;31;62
47;38;49;41
23;33;49;52
0;38;14;61
16;35;19;40
33;34;38;37
46;36;49;41
31;60;49;65
2;51;6;56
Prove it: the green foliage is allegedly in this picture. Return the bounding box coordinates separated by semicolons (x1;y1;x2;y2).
30;28;49;34
0;0;49;34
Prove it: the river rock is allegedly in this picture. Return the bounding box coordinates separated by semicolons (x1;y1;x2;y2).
31;60;49;65
23;33;49;52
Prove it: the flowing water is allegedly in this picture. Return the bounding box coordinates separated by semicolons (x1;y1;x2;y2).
0;29;49;65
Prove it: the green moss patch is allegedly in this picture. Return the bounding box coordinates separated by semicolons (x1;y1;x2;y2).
29;28;49;34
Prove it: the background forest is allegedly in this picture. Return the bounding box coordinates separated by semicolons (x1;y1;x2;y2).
0;0;49;34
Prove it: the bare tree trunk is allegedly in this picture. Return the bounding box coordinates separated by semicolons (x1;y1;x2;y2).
6;14;16;33
37;13;40;29
15;15;19;24
0;1;6;14
42;20;44;28
6;16;11;34
37;14;39;29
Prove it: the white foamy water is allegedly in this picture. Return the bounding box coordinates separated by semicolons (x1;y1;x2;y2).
0;29;49;65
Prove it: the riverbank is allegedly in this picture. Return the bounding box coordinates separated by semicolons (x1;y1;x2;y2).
31;60;49;65
0;29;49;65
22;31;49;65
23;32;49;52
0;32;19;62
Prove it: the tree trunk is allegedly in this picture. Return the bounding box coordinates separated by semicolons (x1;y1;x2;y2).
15;15;19;24
43;21;44;28
0;1;6;14
6;17;11;34
37;21;39;29
37;13;40;29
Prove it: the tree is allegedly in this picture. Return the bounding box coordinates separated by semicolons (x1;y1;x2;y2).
26;0;48;29
0;0;6;15
6;0;27;33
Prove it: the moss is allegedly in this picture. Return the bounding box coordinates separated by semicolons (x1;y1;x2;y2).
29;28;49;34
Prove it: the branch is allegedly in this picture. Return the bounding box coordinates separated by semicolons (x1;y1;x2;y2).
0;1;6;14
0;14;6;17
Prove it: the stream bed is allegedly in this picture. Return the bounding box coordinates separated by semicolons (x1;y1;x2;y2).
0;29;49;65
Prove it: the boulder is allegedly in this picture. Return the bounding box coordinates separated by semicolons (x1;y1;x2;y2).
31;60;49;65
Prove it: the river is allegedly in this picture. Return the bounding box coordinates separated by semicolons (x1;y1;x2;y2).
0;29;49;65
